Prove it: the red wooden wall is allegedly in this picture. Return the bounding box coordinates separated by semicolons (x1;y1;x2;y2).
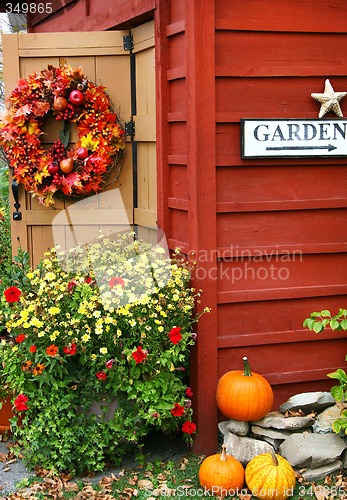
27;0;347;456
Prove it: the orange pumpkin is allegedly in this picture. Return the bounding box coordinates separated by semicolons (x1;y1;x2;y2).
199;445;245;498
216;357;273;421
245;450;296;500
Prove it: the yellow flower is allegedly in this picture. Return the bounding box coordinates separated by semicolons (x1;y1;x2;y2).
38;331;45;338
48;306;60;315
158;326;164;333
100;347;108;355
81;333;90;342
91;354;97;361
45;272;56;281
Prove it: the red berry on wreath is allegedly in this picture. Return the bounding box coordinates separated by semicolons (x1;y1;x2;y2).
76;147;89;160
69;89;84;106
48;163;59;175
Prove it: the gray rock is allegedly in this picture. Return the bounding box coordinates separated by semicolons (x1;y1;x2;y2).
279;392;335;414
279;432;346;468
251;425;292;449
219;421;273;465
253;411;315;430
312;405;341;434
297;460;343;482
226;419;250;436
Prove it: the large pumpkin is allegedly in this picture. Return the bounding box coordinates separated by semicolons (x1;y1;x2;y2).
245;450;296;500
198;445;245;498
216;357;274;421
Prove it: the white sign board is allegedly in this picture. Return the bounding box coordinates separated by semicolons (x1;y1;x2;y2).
241;119;347;158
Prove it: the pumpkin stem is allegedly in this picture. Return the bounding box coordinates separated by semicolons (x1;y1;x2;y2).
242;356;252;376
220;444;228;461
270;448;279;466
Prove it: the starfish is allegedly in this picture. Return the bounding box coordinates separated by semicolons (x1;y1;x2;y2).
311;79;346;118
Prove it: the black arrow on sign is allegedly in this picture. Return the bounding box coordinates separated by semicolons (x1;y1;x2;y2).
266;144;337;152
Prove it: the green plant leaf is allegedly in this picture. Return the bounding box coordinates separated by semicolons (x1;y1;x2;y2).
330;384;345;402
327;369;347;383
330;319;340;330
313;321;324;333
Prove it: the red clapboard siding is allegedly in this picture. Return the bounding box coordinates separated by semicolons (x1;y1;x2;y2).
217;295;347;343
216;165;347;211
215;0;347;33
217;253;347;302
217;209;347;253
215;78;347;122
216;32;347;77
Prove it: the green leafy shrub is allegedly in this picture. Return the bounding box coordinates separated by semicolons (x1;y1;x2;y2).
0;232;207;474
303;308;347;434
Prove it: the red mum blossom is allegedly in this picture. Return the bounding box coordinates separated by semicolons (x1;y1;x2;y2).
4;286;21;303
171;403;185;417
84;276;92;284
186;387;193;398
182;421;197;435
169;326;182;345
108;276;125;288
131;346;147;364
46;344;59;357
29;345;36;353
14;394;29;411
63;343;77;356
15;334;26;344
96;371;107;380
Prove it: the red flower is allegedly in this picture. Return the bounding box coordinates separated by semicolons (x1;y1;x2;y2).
84;276;92;284
171;403;185;417
169;326;182;345
46;344;59;357
63;343;77;356
29;345;36;353
14;394;29;411
67;280;77;292
108;276;125;288
131;346;147;364
96;371;107;380
106;359;114;369
182;421;196;435
186;387;193;398
15;334;26;344
4;286;21;303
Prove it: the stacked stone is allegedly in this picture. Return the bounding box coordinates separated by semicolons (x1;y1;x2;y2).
219;391;347;481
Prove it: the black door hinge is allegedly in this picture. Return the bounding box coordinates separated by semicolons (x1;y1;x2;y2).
123;34;134;52
125;120;135;138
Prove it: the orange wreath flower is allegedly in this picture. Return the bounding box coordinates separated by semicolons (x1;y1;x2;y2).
0;64;125;207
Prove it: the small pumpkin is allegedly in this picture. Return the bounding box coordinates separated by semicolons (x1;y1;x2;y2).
216;356;274;421
245;449;296;500
198;445;245;498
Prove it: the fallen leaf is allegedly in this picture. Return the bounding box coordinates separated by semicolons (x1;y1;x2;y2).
138;479;154;490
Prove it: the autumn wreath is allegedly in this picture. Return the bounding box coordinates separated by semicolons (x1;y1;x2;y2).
0;64;125;207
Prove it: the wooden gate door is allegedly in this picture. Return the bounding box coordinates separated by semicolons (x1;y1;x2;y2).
2;23;156;265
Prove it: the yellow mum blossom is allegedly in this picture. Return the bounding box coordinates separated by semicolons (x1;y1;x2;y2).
38;331;45;338
27;272;34;280
158;326;164;333
48;306;60;315
45;272;56;281
90;353;97;361
81;333;90;342
30;318;44;328
100;347;108;355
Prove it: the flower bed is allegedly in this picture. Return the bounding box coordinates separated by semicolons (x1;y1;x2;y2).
0;233;206;474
